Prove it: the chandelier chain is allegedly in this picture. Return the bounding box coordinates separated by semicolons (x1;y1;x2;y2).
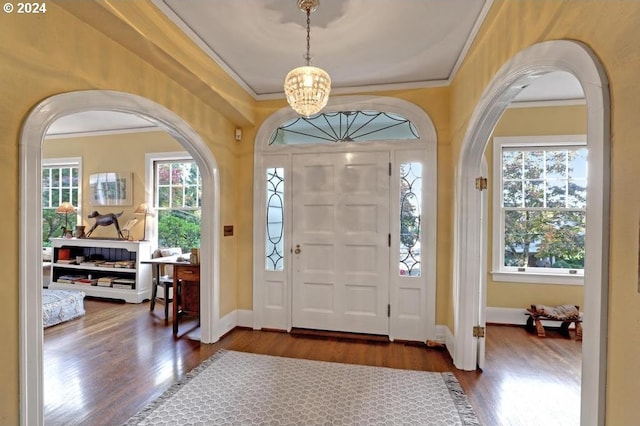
284;0;331;117
305;7;311;65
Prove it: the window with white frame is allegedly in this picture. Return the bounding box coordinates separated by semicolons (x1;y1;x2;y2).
153;157;202;252
42;158;81;246
492;135;587;281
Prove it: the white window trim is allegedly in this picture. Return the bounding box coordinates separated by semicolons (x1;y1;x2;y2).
145;151;194;246
491;134;586;285
42;156;83;224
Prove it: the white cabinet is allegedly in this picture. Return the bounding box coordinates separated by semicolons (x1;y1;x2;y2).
49;238;152;303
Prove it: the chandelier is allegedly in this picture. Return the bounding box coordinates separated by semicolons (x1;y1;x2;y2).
284;0;331;117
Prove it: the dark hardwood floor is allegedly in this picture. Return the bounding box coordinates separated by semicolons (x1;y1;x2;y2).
44;298;581;426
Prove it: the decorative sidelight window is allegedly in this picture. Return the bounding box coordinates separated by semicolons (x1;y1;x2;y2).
269;110;419;145
399;162;422;277
266;167;285;271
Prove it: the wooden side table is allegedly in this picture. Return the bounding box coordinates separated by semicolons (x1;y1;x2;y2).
173;263;200;337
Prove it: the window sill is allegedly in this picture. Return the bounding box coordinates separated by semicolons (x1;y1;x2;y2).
491;271;584;286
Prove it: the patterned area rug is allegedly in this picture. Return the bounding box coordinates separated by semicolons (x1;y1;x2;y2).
125;350;479;425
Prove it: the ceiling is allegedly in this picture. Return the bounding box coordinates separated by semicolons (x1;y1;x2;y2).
153;0;492;97
46;111;156;137
46;0;584;136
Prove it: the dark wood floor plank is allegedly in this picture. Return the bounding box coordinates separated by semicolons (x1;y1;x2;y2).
44;299;581;426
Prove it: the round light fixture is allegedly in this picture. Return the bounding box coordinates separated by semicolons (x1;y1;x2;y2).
284;0;331;117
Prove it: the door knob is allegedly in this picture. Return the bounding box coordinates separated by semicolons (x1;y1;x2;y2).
294;244;301;254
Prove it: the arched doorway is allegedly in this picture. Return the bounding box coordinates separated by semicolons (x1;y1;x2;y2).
252;96;438;342
19;90;221;424
453;40;610;425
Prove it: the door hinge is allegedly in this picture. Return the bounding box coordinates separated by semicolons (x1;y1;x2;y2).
473;326;485;338
388;233;391;247
389;162;392;177
475;177;488;191
387;304;391;318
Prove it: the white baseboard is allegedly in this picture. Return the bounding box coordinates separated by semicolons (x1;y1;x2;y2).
427;307;578;364
216;310;237;338
431;308;577;367
435;324;455;360
215;309;254;339
237;309;253;328
227;307;565;332
219;308;555;336
486;306;528;325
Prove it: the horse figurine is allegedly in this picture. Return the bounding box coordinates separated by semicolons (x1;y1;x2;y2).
85;211;125;239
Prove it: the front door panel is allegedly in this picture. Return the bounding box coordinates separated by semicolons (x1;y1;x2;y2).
292;151;390;335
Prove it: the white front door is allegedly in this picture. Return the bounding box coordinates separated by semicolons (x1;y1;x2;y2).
291;151;390;335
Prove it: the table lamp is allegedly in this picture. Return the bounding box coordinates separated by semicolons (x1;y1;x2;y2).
56;202;75;236
134;203;154;241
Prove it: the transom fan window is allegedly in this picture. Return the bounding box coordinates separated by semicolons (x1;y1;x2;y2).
269;110;420;145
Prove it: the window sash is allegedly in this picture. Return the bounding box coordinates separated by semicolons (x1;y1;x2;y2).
42;165;80;209
152;158;202;252
42;158;81;245
154;160;202;210
493;136;587;280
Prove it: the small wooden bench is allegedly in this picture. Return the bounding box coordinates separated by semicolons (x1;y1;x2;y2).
525;305;582;341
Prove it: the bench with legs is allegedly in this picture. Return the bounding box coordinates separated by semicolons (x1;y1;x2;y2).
525;304;583;341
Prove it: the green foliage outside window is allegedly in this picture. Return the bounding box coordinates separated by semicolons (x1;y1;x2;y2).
42;164;79;247
155;160;202;253
157;210;201;254
502;147;586;269
399;163;422;276
42;209;77;246
400;167;420;249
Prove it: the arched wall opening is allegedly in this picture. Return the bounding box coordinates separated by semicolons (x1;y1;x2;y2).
19;90;221;424
453;40;610;425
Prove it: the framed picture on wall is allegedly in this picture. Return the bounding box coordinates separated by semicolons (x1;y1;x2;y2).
89;172;132;206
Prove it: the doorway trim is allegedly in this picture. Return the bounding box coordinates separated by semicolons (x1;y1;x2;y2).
19;90;221;425
252;96;438;342
453;40;610;425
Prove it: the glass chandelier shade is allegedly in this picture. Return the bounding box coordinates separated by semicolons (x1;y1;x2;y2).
284;65;331;117
284;0;331;117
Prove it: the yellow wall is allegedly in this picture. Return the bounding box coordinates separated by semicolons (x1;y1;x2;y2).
449;1;640;423
494;105;586;137
487;104;586;309
43;131;183;241
0;3;249;422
